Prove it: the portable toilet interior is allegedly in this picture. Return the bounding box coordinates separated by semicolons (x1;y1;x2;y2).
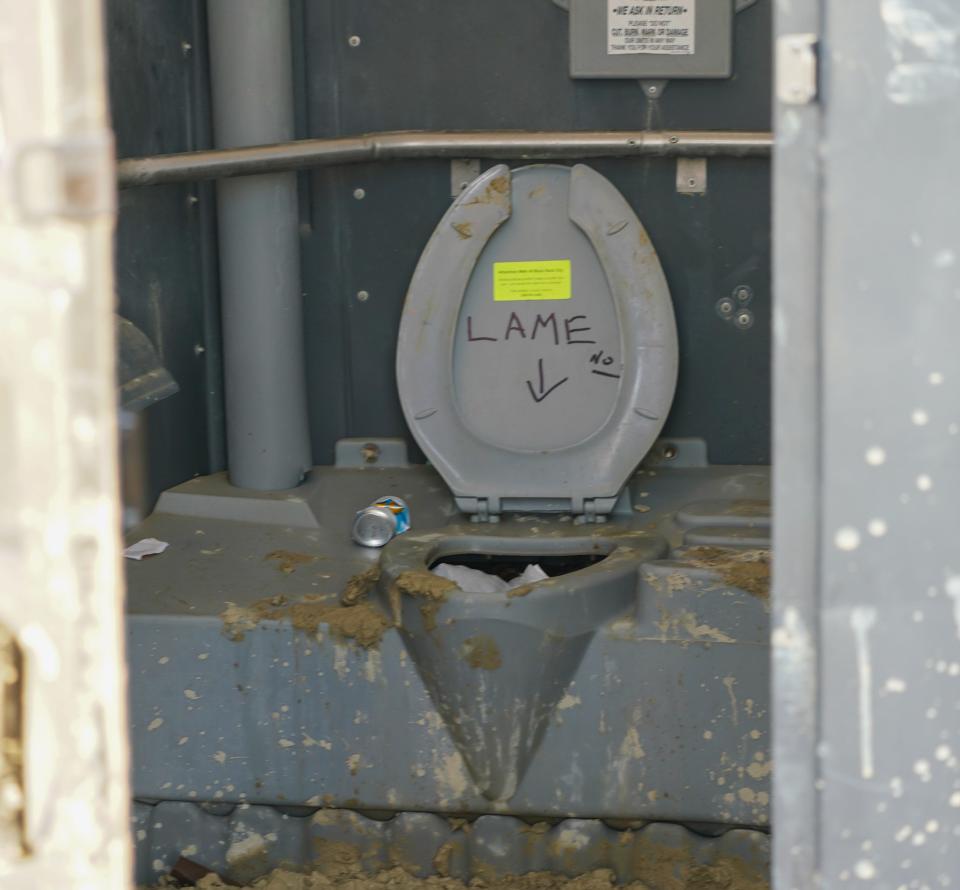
114;2;774;886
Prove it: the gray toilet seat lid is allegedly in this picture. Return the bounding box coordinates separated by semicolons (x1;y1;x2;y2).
396;163;678;516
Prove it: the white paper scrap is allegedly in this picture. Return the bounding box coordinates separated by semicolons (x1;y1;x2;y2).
124;538;170;561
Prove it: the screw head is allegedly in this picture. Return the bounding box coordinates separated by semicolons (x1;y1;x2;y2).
348;35;361;47
662;443;678;461
356;290;370;303
716;297;735;318
353;188;366;200
735;309;754;329
734;284;753;304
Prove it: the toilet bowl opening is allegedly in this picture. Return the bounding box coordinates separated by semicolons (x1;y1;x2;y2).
429;552;608;582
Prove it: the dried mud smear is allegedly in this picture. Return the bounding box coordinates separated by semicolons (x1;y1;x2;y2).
221;594;390;649
151;832;768;890
461;635;502;670
463;175;510;209
341;566;457;630
342;565;381;606
179;860;768;890
683;548;771;599
394;570;457;601
394;570;457;631
265;550;317;575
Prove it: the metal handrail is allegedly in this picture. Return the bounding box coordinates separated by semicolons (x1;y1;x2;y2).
117;129;773;187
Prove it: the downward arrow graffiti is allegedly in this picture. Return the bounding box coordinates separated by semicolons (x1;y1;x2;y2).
525;358;569;404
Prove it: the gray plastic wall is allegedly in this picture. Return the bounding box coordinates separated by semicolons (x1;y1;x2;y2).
107;0;773;508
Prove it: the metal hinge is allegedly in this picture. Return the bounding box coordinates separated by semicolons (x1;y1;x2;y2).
475;498;490;522
573;498;606;525
468;498;501;523
776;34;819;105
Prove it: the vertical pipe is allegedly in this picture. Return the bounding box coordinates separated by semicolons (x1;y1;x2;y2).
191;0;227;476
206;0;311;490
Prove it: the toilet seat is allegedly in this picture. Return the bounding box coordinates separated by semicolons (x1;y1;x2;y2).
396;164;678;518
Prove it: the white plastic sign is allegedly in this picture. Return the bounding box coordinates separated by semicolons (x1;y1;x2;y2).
607;2;696;55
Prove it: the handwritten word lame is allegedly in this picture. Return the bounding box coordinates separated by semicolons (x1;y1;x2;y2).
466;312;595;345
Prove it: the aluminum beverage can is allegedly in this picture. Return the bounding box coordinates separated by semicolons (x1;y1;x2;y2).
352;495;410;548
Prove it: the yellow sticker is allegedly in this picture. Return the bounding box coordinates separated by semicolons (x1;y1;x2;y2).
493;259;572;302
